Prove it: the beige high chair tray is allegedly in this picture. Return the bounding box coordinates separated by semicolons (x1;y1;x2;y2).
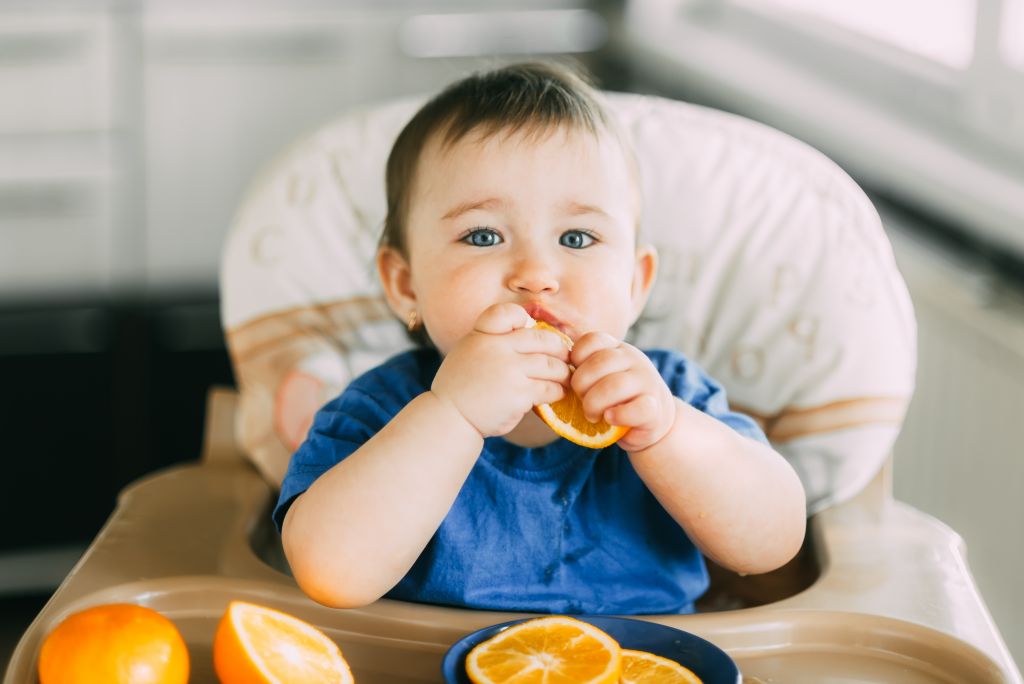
4;388;1019;683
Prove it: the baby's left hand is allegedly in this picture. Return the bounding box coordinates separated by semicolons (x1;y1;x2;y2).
570;332;676;453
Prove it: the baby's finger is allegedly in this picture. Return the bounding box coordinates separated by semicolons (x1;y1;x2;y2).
571;347;633;397
474;303;533;335
580;372;643;423
523;353;571;384
534;379;567;406
510;327;571;360
603;393;660;428
570;331;621;366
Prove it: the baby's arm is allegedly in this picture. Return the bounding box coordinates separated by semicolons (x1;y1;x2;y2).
282;304;569;608
571;333;806;575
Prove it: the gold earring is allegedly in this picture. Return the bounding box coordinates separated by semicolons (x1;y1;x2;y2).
406;310;420;332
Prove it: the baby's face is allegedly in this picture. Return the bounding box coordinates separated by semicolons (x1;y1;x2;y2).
403;124;651;354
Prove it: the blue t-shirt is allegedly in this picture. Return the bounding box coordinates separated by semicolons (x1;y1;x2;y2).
274;348;766;615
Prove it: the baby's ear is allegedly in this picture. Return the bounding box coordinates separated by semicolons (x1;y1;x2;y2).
377;247;417;319
630;244;658;320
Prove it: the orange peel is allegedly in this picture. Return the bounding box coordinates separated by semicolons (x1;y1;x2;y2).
620;648;705;683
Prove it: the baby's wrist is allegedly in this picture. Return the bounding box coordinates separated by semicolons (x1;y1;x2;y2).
622;397;680;455
425;389;485;441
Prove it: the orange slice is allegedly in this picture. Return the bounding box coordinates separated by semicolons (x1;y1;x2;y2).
465;615;622;684
213;601;353;684
620;649;704;683
530;319;630;448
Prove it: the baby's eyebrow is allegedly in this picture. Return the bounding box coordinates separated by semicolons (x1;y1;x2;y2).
441;197;507;221
562;201;609;218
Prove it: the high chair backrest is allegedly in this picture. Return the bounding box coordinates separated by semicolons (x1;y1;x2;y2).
221;93;915;514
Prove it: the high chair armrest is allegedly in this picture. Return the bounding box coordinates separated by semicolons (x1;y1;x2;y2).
202;385;246;465
771;462;1021;680
34;458;288;606
37;389;279;594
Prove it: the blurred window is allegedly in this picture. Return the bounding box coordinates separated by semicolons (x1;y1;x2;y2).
713;0;1024;160
658;0;1024;257
1004;0;1024;68
733;0;977;69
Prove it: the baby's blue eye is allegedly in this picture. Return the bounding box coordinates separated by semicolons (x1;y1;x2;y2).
462;228;502;247
560;230;595;249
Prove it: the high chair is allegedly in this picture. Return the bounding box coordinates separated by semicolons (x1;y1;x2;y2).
6;94;1021;683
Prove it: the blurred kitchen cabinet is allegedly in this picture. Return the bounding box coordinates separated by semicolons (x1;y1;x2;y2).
0;299;234;554
0;306;119;549
0;8;124;300
142;8;490;291
1;2;608;297
0;11;116;133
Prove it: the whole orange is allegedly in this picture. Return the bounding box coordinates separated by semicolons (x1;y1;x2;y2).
38;603;189;684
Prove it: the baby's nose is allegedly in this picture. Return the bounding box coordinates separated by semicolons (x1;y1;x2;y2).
507;254;559;294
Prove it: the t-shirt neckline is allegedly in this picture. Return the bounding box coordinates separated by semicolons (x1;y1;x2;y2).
482;436;600;479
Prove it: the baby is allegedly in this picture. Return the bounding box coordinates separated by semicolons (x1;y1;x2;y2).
275;62;806;614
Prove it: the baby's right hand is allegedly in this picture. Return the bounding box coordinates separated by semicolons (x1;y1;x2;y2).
431;303;571;437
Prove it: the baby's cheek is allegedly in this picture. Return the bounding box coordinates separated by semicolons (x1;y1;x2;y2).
424;311;477;355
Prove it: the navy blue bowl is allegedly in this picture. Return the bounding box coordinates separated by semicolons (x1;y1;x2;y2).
441;615;740;683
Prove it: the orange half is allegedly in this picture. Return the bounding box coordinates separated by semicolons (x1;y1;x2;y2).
530;320;630;449
465;615;622;684
213;601;353;684
620;649;704;683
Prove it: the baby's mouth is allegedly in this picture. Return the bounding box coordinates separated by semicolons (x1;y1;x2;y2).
523;303;572;336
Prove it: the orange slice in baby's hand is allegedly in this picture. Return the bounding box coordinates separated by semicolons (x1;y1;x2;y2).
620;649;704;683
465;615;622;684
530;320;630;449
213;601;353;684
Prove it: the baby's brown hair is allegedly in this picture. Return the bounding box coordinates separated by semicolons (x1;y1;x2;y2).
381;61;615;257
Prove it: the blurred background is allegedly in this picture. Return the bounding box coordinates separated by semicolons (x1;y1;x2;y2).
1;0;1021;669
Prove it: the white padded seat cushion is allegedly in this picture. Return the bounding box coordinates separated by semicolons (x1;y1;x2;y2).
221;93;916;514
